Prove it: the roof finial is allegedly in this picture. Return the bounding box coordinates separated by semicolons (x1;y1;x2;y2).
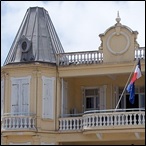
115;11;121;23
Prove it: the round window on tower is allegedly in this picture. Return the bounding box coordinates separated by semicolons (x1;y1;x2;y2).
22;41;27;51
19;36;31;52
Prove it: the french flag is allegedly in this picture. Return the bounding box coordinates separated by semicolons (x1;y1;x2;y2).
126;59;142;104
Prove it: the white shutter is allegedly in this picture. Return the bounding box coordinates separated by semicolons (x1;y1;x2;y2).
11;80;20;114
42;77;55;119
21;79;29;114
99;85;107;110
1;80;4;116
42;78;49;118
63;80;68;116
48;77;54;119
61;79;68;117
11;77;31;114
114;86;119;108
82;87;85;112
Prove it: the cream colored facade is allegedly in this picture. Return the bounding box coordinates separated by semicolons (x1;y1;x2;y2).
1;11;145;145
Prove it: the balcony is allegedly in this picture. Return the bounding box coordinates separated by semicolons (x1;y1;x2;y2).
57;47;145;66
1;113;36;132
59;108;145;132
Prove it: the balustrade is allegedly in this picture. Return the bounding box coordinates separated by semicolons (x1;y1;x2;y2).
59;110;145;131
1;113;36;131
58;50;103;66
57;48;145;66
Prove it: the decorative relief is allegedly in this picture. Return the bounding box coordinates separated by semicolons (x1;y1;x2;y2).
106;31;130;55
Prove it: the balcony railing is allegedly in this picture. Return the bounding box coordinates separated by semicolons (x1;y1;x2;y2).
57;47;145;66
1;113;36;131
58;50;103;66
135;47;145;59
59;109;145;131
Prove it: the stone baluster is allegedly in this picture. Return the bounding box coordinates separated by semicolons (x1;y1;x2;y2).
118;115;121;125
114;115;117;126
142;113;145;124
20;117;23;128
24;117;27;128
125;114;128;125
66;119;68;130
121;114;124;125
16;117;19;128
5;118;8;128
76;119;79;129
103;115;106;126
107;115;109;126
129;114;132;125
138;113;141;125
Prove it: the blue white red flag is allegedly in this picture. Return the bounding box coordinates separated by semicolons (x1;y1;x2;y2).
126;59;142;104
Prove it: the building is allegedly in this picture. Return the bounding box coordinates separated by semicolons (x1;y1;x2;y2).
1;7;145;145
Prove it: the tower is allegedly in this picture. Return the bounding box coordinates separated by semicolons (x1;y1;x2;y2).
1;7;63;144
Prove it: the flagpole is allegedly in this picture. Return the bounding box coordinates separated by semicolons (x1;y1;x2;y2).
114;60;138;111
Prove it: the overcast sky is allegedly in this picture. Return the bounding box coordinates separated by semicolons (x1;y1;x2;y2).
1;1;145;66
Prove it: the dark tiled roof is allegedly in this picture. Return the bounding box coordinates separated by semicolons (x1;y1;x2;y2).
3;7;64;66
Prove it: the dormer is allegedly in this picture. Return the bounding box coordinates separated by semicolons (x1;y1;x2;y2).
99;11;139;63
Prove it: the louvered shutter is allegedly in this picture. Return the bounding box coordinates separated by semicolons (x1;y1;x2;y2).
42;77;55;119
82;87;85;112
99;85;107;110
114;86;119;108
61;79;68;117
1;80;4;116
11;77;30;114
21;79;29;114
11;80;20;114
48;77;54;119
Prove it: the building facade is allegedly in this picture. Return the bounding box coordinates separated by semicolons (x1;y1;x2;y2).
1;7;145;145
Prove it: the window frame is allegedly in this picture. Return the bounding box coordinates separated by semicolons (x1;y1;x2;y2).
83;87;100;111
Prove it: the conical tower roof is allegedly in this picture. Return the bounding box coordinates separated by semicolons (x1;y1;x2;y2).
3;7;65;66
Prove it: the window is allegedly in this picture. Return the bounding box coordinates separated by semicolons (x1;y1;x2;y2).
118;86;145;109
10;76;31;115
83;86;106;112
84;88;99;110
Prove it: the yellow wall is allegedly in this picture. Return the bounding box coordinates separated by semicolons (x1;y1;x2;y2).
64;74;145;113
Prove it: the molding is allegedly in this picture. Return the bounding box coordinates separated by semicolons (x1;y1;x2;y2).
11;76;31;81
107;31;130;55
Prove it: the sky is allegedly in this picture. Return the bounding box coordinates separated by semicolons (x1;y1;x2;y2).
1;1;145;66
